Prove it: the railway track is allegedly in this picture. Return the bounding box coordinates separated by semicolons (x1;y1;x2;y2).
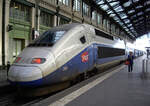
0;92;50;106
0;93;16;106
0;78;91;106
0;85;39;106
0;85;60;106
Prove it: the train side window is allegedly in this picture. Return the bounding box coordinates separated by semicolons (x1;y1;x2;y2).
98;46;125;58
80;36;86;44
95;29;114;40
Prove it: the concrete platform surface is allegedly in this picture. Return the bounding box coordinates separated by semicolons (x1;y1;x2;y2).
0;69;9;87
31;56;150;106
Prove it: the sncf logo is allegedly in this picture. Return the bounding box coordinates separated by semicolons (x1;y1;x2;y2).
81;51;89;62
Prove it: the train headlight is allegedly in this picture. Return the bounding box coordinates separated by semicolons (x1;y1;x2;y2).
31;58;46;64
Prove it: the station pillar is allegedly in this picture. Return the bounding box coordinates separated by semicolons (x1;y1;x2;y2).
0;0;2;67
5;0;11;66
1;0;11;67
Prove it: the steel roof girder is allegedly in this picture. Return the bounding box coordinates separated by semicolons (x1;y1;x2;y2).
103;0;136;38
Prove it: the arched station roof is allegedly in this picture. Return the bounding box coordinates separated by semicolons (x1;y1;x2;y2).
93;0;150;39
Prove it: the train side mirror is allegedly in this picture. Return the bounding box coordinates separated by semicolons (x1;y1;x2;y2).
7;25;13;32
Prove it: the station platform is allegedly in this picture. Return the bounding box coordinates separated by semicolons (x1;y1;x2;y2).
62;56;150;106
28;56;150;106
0;69;9;87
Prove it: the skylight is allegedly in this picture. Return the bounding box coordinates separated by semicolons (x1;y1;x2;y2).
124;19;130;24
123;1;131;7
106;9;113;14
137;12;143;16
110;1;119;7
136;5;143;9
147;1;150;5
94;0;139;38
114;6;123;12
109;13;116;17
113;16;119;20
128;24;132;27
100;5;109;10
133;0;139;3
130;15;136;19
128;10;135;14
146;8;150;12
120;13;127;19
96;0;104;5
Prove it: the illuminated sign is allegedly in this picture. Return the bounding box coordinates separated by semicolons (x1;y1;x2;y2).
81;51;89;62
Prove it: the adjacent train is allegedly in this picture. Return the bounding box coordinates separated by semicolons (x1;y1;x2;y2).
8;23;144;96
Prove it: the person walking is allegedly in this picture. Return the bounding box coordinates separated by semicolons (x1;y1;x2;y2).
127;52;134;72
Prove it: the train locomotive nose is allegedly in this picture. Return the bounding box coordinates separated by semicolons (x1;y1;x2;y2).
8;66;43;87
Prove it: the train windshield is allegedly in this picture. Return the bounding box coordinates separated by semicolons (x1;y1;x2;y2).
29;30;66;47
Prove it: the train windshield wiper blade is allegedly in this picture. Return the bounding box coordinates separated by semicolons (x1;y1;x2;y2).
28;43;54;47
38;43;54;46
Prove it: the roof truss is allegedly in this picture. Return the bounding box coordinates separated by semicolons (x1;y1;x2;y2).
93;0;150;39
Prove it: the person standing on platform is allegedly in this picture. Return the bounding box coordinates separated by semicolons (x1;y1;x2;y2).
127;52;134;72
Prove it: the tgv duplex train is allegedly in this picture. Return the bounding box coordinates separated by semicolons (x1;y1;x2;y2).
8;23;142;95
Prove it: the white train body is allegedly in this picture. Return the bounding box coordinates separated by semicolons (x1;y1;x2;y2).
8;23;128;87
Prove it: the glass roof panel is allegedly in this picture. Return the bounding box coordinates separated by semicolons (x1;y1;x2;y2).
136;5;143;9
140;21;144;24
116;19;120;22
130;15;136;19
119;22;123;25
128;24;132;27
129;32;131;35
123;1;131;7
109;13;116;17
147;1;150;5
130;27;134;30
122;24;125;28
113;16;119;20
107;10;113;14
133;0;139;3
96;0;104;4
133;31;137;34
118;11;124;15
135;23;140;26
123;26;127;29
107;0;113;2
95;0;138;38
146;8;150;12
120;13;127;19
100;4;109;10
110;1;119;7
128;10;135;14
124;19;130;24
133;20;138;23
126;28;129;32
139;17;144;20
114;6;123;12
137;12;143;16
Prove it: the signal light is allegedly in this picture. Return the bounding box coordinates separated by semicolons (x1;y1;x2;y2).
31;58;46;64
